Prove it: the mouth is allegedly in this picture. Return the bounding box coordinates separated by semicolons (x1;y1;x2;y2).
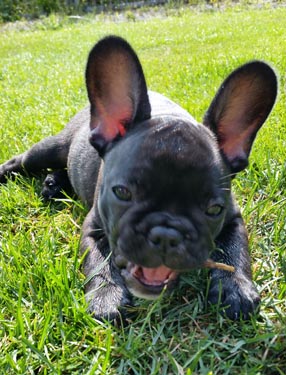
128;263;178;287
118;257;179;299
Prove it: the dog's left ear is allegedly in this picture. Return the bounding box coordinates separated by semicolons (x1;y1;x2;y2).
203;61;277;173
85;35;151;156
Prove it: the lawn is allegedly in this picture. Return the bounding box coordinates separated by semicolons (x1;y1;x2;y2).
0;3;286;374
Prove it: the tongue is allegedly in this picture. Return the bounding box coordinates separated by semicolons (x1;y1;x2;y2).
141;265;173;283
130;264;178;286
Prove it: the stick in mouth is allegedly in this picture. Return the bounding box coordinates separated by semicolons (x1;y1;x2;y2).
204;259;235;273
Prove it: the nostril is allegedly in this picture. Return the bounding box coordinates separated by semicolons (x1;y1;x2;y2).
169;237;179;247
151;235;161;246
148;228;164;247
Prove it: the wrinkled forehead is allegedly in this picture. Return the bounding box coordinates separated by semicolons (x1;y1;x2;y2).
140;118;218;166
105;118;223;183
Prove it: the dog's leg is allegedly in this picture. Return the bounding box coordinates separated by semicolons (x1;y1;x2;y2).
0;134;69;183
80;208;132;323
208;202;260;320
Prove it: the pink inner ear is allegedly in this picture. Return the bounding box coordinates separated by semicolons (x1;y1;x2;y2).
90;97;133;142
218;118;259;161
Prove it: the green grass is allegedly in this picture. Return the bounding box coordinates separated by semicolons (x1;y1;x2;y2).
1;3;286;374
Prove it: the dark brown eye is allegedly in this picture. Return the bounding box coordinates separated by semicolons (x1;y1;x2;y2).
112;185;132;201
206;204;224;217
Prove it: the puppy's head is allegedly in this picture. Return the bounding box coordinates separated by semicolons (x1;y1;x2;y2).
85;36;277;299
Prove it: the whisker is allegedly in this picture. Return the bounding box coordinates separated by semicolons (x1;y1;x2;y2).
219;173;236;180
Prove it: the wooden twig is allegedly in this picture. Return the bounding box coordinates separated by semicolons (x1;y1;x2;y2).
204;259;235;273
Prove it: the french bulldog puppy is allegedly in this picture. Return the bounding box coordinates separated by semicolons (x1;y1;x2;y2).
0;36;277;321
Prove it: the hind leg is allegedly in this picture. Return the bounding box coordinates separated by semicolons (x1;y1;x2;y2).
41;170;73;200
0;134;69;183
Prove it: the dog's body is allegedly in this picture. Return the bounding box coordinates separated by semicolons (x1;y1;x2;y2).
0;36;277;321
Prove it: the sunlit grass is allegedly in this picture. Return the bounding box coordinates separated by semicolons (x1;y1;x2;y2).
0;3;286;374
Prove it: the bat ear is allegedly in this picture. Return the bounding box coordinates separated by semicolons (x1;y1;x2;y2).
85;35;151;156
204;61;277;174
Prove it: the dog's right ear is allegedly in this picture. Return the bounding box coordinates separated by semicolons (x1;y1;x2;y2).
85;35;151;156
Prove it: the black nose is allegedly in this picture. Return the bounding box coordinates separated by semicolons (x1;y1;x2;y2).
148;226;183;251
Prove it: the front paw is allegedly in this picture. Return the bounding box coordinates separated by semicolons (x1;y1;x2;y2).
85;281;133;324
208;270;260;320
